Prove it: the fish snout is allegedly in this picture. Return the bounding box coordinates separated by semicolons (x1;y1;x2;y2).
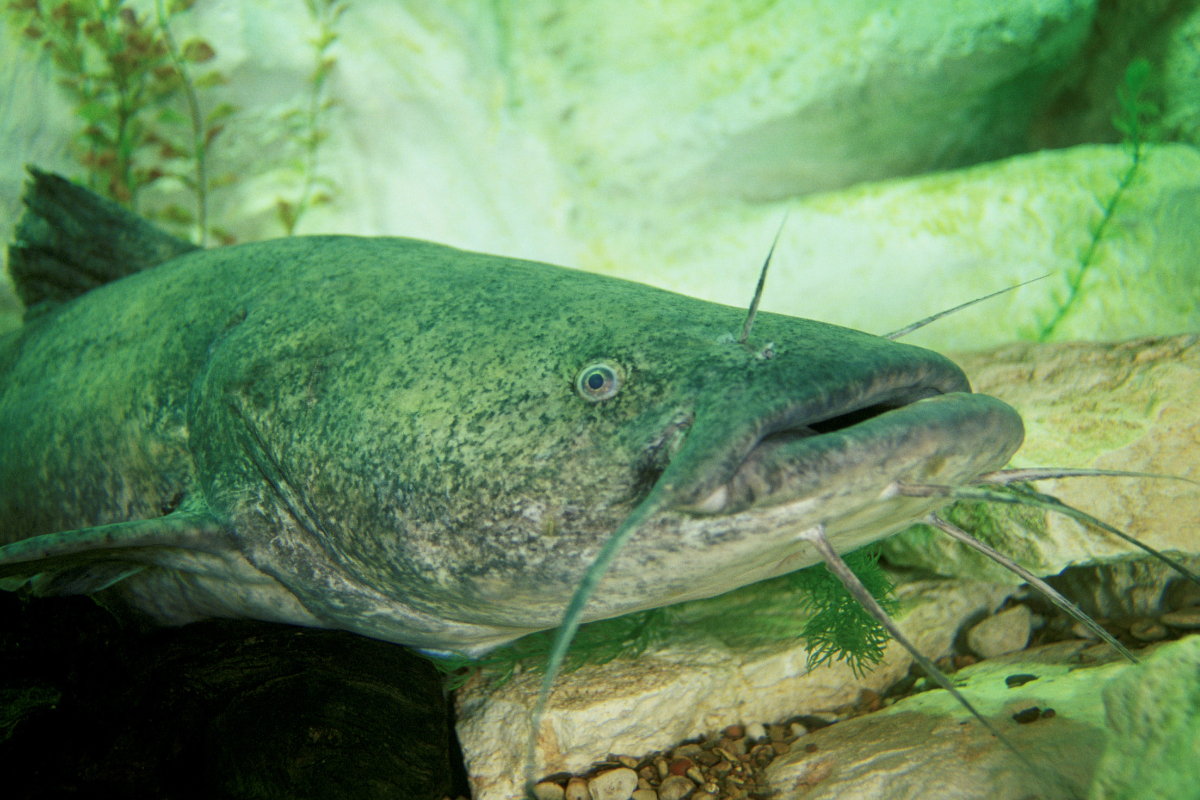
693;392;1024;515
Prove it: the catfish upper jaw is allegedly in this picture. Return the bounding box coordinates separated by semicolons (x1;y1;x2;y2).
668;353;1022;517
686;391;1024;516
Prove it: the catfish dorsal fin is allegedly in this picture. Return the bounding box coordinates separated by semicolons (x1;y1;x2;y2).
6;166;200;318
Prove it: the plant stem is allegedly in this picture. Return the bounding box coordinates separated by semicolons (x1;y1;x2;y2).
155;0;207;245
1038;144;1140;341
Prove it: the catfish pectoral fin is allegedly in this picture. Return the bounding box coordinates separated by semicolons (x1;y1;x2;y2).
0;508;230;595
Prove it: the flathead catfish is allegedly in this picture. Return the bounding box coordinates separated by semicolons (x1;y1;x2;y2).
0;169;1023;657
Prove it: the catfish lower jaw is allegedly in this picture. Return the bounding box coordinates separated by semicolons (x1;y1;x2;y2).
688;392;1025;516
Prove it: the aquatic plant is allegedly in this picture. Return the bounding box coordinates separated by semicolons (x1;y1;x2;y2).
150;0;236;246
274;0;347;235
4;0;234;243
790;545;896;677
1038;58;1160;340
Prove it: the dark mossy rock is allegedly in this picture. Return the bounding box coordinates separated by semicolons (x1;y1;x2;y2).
0;592;466;800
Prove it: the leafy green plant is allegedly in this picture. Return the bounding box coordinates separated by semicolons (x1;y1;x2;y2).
788;545;896;677
429;545;896;688
275;0;347;235
1038;58;1160;340
4;0;235;243
151;0;236;245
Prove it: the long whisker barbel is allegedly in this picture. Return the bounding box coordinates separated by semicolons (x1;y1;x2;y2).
924;513;1137;662
974;467;1199;486
892;482;1200;589
796;524;1067;792
522;499;664;799
883;274;1048;341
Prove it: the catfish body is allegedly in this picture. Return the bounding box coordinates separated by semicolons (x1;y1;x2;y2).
0;172;1023;655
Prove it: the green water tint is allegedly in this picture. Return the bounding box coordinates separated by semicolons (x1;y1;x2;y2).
429;543;896;689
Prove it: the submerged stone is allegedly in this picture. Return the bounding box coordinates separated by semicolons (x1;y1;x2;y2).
1090;635;1200;800
765;639;1128;800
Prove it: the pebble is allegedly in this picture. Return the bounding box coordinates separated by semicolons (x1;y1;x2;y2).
1005;673;1039;688
534;782;565;800
657;775;695;800
967;604;1032;658
1011;706;1053;724
589;768;638;800
534;707;884;800
566;777;590;800
1161;607;1200;629
1129;618;1168;642
857;689;882;713
718;736;747;756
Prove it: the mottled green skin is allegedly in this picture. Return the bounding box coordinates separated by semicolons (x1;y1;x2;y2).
0;236;1022;654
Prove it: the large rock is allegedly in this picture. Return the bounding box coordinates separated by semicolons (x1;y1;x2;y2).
454;578;1013;800
883;334;1200;583
763;635;1200;800
1090;635;1200;800
500;0;1095;203
765;639;1131;800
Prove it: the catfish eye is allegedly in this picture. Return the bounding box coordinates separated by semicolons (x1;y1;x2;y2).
575;362;622;402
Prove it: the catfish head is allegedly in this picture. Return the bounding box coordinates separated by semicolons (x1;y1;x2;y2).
184;237;1023;655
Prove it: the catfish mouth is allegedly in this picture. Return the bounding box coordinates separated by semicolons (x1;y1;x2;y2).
682;365;1024;517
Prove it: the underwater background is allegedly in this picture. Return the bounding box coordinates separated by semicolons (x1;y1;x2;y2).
4;2;1200;800
4;0;1200;349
